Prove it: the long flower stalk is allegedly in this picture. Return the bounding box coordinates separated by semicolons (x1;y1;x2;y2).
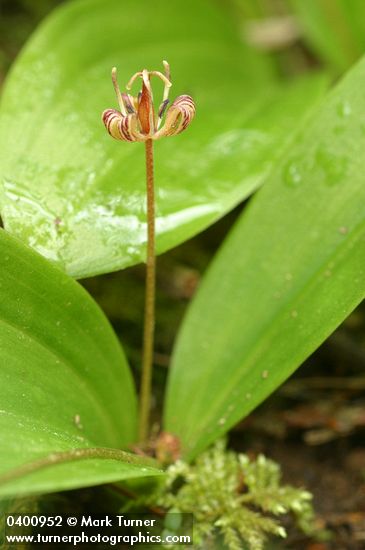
139;139;155;442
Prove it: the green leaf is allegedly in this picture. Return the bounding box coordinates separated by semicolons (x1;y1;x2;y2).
0;229;161;498
164;56;365;459
292;0;365;74
0;0;326;278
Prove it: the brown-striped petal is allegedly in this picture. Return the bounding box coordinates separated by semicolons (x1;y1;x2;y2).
102;109;141;142
153;95;195;140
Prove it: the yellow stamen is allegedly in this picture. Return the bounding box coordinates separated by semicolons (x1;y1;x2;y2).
111;67;127;116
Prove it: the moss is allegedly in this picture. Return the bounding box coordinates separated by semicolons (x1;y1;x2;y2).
144;440;316;549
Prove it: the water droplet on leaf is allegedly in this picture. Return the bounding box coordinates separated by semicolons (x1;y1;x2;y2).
337;100;352;118
283;159;302;188
315;147;348;186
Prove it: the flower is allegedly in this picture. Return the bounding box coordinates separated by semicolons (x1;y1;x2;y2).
102;60;195;142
